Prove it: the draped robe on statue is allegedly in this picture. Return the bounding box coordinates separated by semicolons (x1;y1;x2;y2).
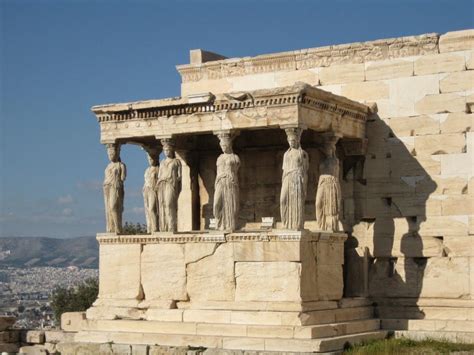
315;156;342;231
213;153;240;231
103;161;126;233
280;148;309;230
143;165;160;233
157;158;181;232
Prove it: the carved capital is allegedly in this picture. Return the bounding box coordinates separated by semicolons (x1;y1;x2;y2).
213;130;239;139
155;134;174;141
279;124;307;130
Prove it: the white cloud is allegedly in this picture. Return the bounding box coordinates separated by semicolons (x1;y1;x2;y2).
57;194;74;205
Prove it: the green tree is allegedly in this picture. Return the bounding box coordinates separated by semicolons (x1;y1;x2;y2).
122;221;147;235
50;278;99;323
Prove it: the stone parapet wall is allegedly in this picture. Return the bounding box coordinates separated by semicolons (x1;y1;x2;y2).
93;232;346;313
178;29;473;96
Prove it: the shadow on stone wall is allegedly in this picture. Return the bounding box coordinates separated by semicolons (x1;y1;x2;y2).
343;114;437;322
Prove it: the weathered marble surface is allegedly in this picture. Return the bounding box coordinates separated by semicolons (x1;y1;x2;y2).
213;132;240;231
143;149;160;233
89;231;347;321
316;136;342;232
157;139;181;232
280;127;309;230
103;144;126;234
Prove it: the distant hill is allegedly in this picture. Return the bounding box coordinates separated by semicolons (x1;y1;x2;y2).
0;236;98;269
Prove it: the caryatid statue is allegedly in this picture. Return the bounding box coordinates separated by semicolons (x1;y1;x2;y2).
280;127;309;230
213;132;240;231
315;136;342;232
143;147;160;233
157;138;181;232
103;143;126;234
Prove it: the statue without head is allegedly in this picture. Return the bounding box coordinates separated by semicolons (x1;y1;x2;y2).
315;136;342;232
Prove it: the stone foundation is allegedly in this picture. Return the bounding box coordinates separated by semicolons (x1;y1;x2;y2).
73;231;386;352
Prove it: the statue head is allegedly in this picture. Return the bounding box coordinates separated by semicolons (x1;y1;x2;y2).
161;138;175;159
217;133;233;154
106;143;120;163
285;127;302;149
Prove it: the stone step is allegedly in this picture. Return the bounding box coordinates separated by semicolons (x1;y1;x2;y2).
295;319;380;339
393;330;474;344
174;297;372;312
377;305;474;320
74;329;388;352
382;318;474;332
143;306;374;326
83;318;380;340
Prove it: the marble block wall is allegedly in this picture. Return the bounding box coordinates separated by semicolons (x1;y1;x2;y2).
178;29;474;329
94;233;346;317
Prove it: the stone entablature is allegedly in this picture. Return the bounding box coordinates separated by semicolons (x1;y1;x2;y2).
92;83;372;144
176;33;440;82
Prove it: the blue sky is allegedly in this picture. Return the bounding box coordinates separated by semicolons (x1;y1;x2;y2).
1;0;473;237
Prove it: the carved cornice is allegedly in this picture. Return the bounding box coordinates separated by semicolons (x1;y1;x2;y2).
92;83;370;124
176;33;439;82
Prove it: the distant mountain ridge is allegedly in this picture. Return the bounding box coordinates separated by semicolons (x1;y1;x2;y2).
0;236;98;269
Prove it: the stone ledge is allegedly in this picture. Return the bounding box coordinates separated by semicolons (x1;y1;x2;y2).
393;330;474;343
73;329;388;352
96;230;348;245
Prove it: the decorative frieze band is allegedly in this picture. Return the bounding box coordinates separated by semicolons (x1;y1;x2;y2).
176;33;439;82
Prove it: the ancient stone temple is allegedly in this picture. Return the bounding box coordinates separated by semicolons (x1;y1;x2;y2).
74;29;473;353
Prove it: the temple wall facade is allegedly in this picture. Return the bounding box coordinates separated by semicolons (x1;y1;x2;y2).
177;29;474;334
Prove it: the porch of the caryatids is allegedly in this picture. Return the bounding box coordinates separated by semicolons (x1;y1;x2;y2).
213;131;240;232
